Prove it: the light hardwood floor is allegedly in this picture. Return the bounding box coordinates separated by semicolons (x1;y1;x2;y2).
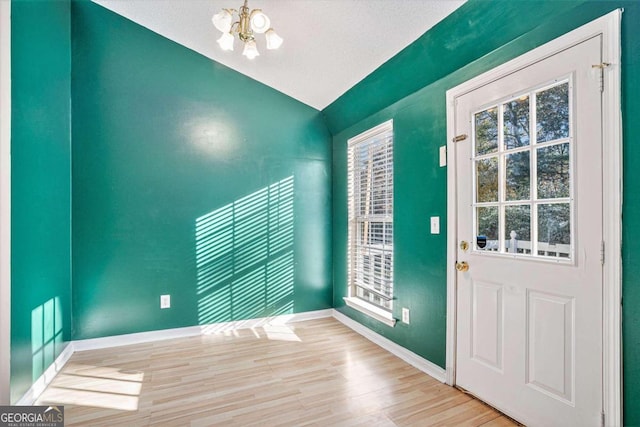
37;317;517;426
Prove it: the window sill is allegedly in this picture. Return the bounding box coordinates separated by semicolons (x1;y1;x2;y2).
343;297;397;327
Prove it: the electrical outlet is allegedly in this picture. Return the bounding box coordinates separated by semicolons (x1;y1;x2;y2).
160;294;171;309
402;307;410;324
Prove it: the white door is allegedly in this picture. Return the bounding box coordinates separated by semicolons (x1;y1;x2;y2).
454;35;603;426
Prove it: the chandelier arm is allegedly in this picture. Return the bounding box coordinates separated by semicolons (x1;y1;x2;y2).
230;21;240;35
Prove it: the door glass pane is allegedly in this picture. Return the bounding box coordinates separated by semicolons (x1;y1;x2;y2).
537;203;571;258
477;206;498;251
537;82;569;143
470;79;573;260
504;96;530;149
505;151;530;201
505;205;531;254
476;157;498;203
537;143;570;199
475;107;498;155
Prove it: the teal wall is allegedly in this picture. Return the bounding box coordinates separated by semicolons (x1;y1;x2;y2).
326;0;640;424
10;0;72;403
70;2;332;339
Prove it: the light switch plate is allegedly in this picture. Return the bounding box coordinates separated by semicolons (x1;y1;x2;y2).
160;294;171;309
430;216;440;234
439;146;447;167
402;308;410;324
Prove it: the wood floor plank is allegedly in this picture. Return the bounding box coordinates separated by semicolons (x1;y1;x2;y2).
36;318;517;426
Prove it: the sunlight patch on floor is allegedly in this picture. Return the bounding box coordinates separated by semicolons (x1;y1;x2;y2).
36;363;143;411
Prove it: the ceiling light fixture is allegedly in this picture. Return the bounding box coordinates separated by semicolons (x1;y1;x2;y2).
212;0;283;59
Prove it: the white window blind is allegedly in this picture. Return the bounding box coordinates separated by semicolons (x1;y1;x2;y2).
348;121;394;312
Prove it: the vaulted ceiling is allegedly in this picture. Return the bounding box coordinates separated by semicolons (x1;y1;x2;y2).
93;0;466;110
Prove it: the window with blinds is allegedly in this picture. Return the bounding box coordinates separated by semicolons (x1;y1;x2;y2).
347;121;394;312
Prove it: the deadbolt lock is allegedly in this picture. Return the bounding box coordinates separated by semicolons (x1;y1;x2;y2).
455;261;469;272
460;241;469;251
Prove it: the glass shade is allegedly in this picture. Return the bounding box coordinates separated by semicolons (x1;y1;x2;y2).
249;10;270;34
265;28;283;50
217;32;235;51
242;40;260;59
212;9;233;33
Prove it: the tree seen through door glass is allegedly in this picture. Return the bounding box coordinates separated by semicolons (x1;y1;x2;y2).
537;203;571;257
477;206;498;251
505;205;531;254
536;82;569;143
475;107;498;155
476;157;498;203
505;151;530;200
504;96;530;149
537;143;570;199
472;78;572;260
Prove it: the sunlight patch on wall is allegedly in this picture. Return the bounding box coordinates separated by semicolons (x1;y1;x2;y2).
195;176;295;327
31;297;63;382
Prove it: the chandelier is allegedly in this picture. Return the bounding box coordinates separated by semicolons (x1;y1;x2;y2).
212;0;283;59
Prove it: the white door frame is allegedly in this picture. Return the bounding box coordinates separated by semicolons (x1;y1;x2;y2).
445;10;622;426
0;0;11;406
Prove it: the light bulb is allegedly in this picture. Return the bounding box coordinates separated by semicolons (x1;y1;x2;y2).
265;28;283;50
242;40;260;59
217;32;235;51
212;9;233;33
249;10;270;34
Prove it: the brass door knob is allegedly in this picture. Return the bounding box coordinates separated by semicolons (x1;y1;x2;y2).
456;261;469;272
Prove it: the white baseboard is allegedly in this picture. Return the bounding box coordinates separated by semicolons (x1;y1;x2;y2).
73;324;204;352
332;309;447;383
73;309;334;352
16;342;75;406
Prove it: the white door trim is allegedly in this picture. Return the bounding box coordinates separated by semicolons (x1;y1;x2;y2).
0;0;11;406
445;10;622;426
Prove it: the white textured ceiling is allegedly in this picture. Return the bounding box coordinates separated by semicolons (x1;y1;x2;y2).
93;0;466;110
